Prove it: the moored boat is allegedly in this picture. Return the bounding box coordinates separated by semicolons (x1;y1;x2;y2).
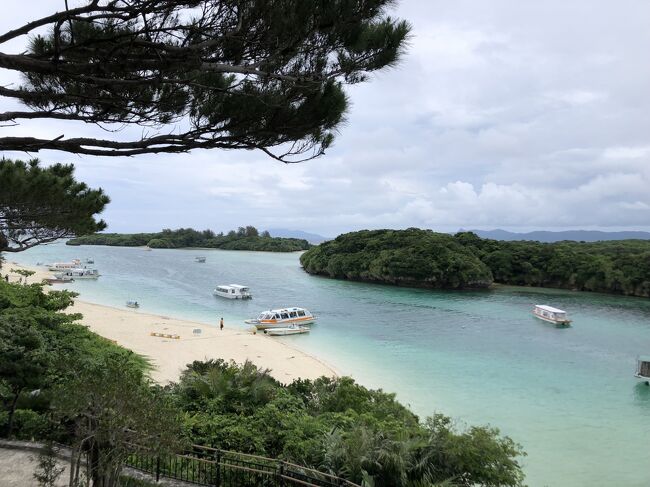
265;325;310;336
533;305;571;325
55;268;100;279
48;259;81;271
126;300;140;308
213;284;252;299
195;256;206;263
45;275;74;283
245;307;316;329
635;356;650;385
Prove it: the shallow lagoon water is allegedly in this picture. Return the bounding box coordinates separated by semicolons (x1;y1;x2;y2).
11;242;650;487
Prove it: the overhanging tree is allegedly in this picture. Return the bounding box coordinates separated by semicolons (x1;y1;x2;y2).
0;0;410;161
0;158;109;253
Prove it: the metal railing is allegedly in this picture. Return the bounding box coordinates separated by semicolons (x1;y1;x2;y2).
126;444;361;487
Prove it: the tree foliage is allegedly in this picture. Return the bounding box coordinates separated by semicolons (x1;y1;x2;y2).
0;0;410;161
453;231;650;298
172;359;526;487
0;279;181;487
0;158;109;253
300;229;493;289
67;226;311;251
301;228;650;297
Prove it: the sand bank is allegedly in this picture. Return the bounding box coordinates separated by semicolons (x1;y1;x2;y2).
5;262;337;384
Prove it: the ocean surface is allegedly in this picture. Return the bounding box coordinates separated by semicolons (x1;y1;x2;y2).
9;242;650;487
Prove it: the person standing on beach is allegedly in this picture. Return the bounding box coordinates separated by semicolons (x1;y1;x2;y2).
220;317;224;330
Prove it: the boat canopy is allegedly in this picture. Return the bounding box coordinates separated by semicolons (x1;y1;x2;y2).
535;305;566;314
258;308;308;320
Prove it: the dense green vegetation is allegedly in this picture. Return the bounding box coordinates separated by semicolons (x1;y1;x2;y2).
0;279;182;486
300;229;650;297
1;280;526;486
300;229;493;289
67;226;311;252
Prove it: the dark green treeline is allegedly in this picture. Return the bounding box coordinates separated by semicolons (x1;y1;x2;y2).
300;229;650;297
67;226;311;252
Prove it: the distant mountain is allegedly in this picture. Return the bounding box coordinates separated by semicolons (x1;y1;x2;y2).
466;229;650;242
266;228;331;244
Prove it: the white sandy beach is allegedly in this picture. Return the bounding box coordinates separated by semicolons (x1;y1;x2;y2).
5;263;337;384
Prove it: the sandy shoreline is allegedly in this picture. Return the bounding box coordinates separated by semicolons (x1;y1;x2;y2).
5;262;337;384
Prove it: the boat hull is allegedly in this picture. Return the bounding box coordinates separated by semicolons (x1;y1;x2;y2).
533;314;571;326
214;292;252;300
250;317;316;330
265;327;310;336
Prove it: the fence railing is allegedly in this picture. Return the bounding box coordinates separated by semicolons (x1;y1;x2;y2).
126;444;361;487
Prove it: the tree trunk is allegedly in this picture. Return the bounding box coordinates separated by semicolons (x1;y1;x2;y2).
5;388;22;437
90;440;103;487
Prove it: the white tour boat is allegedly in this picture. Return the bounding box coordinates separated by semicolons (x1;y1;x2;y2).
533;305;571;325
48;259;82;271
195;256;206;263
213;284;252;300
55;268;100;280
126;300;140;309
245;307;316;330
635;356;650;385
265;325;310;336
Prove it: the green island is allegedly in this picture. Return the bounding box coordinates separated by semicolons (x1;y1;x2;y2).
300;228;650;298
67;226;311;252
0;280;525;487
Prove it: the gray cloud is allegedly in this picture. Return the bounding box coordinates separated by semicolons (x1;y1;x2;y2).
1;0;649;235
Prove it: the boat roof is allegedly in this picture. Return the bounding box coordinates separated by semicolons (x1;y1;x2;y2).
535;304;567;313
228;284;249;289
259;307;308;314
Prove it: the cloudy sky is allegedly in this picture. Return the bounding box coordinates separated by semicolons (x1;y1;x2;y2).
2;0;649;236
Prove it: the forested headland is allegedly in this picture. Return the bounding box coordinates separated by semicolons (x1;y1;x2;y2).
300;229;650;297
0;279;526;487
67;226;311;252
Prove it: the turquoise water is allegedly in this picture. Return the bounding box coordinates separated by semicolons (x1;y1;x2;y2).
9;243;650;487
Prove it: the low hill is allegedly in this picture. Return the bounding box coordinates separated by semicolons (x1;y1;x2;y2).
300;229;493;289
469;229;650;242
67;227;311;252
267;228;330;244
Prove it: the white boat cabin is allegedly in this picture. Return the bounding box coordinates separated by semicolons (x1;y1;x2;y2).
533;305;571;325
213;284;252;299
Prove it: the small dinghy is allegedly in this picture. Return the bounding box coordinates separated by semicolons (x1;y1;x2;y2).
265;325;310;336
126;300;140;309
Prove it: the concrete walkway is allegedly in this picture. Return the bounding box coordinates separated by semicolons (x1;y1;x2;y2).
0;446;69;487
